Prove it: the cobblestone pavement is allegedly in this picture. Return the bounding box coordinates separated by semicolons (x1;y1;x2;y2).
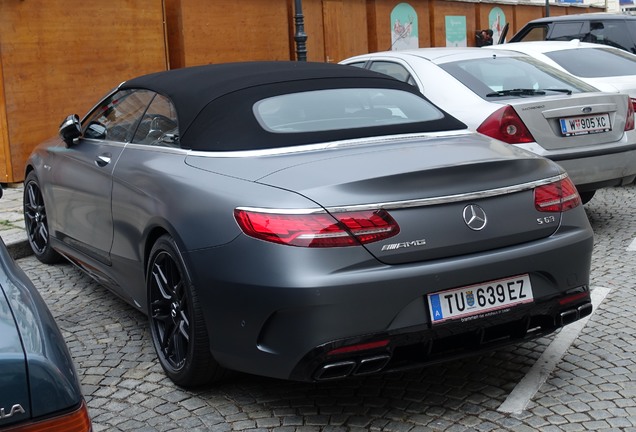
6;183;636;431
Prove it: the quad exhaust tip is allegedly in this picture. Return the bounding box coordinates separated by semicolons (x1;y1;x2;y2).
560;302;593;326
314;355;391;380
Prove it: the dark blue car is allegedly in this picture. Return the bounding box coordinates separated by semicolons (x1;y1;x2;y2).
0;186;91;430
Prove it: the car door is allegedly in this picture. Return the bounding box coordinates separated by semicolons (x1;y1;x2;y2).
108;93;181;307
47;89;154;266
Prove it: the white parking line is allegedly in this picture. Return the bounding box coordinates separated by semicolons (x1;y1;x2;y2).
627;238;636;251
497;286;610;415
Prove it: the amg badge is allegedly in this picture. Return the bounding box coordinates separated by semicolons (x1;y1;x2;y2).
381;239;427;251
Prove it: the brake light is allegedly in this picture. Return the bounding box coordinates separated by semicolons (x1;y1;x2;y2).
6;401;91;431
625;97;635;131
477;105;535;144
534;177;581;212
234;208;400;247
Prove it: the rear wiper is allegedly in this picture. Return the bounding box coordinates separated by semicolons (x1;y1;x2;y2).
486;89;546;97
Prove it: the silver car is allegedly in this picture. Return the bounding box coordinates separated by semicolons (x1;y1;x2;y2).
25;62;593;387
342;47;636;203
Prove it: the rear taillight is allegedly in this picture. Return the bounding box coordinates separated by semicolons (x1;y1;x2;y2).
534;176;581;212
625;97;635;131
477;105;535;144
7;401;92;431
234;208;400;247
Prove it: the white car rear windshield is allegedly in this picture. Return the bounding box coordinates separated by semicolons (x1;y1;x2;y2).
439;56;597;100
545;47;636;78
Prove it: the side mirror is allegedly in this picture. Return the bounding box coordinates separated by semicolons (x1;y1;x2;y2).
59;114;81;144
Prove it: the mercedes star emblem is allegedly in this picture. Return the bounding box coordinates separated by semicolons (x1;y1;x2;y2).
463;204;487;231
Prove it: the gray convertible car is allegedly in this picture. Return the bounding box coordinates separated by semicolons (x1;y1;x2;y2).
1;185;91;429
24;62;594;388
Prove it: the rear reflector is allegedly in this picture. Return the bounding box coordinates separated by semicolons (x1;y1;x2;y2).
477;105;535;144
558;291;590;306
234;208;400;247
534;176;581;212
327;339;390;356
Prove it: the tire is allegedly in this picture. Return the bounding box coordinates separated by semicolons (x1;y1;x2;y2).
579;190;596;205
147;234;227;387
23;171;63;264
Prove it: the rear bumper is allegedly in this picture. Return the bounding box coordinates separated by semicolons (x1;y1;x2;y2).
185;208;593;381
555;147;636;191
296;292;592;381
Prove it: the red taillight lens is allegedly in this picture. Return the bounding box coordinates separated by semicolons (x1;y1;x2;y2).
625;97;635;131
477;105;535;144
234;208;400;247
534;176;581;212
6;401;91;431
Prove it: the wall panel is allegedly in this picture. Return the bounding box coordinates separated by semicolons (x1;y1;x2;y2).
166;0;291;67
0;0;167;183
367;0;432;53
431;1;476;47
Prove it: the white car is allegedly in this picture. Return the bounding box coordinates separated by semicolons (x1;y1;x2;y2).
490;40;636;101
342;47;636;203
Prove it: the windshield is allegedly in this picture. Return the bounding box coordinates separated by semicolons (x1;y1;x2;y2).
439;55;597;100
545;47;636;78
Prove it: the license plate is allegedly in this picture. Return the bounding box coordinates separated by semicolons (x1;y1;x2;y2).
427;274;533;324
559;113;611;136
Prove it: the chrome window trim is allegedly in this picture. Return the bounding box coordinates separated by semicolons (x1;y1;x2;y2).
125;143;187;154
80;138;128;148
236;173;568;214
186;130;472;158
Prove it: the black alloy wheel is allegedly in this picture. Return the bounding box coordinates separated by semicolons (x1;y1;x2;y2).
23;171;62;264
147;235;225;387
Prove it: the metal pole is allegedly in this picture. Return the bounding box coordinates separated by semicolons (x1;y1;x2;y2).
546;0;550;17
294;0;308;61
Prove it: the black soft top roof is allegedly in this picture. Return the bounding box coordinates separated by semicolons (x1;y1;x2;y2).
120;61;465;151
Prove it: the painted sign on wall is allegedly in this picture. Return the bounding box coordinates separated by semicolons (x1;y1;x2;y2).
390;3;419;50
445;16;467;47
488;7;507;44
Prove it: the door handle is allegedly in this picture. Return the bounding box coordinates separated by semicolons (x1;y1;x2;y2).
95;153;112;167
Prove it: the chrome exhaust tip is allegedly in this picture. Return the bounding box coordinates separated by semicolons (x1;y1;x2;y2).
314;361;356;380
560;309;578;326
354;355;391;376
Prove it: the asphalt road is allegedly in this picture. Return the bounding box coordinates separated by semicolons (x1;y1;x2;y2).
14;183;636;432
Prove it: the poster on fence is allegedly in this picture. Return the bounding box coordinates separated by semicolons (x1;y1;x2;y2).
390;3;419;50
445;16;467;47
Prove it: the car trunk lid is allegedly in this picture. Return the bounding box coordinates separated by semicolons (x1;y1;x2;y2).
254;133;564;265
508;92;629;151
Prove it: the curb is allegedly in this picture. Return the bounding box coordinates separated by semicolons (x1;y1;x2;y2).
7;239;33;260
